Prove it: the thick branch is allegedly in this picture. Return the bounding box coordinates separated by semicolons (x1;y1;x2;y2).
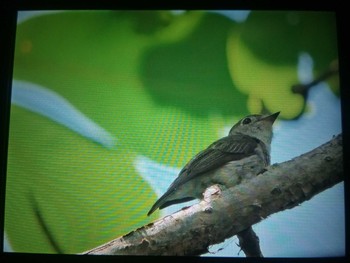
83;134;343;256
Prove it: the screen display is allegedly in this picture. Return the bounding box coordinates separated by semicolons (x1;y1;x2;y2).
3;10;344;257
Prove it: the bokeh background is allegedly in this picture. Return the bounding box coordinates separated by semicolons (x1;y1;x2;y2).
4;10;343;256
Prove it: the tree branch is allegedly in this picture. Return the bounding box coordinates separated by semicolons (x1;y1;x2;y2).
292;59;339;96
83;134;343;256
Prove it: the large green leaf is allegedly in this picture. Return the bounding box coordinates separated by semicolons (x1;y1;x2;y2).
6;106;155;253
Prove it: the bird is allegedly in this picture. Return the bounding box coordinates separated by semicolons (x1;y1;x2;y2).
147;112;280;216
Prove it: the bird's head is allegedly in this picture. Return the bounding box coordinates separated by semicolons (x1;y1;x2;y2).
229;112;280;146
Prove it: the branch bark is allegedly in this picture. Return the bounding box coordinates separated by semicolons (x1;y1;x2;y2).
83;134;343;256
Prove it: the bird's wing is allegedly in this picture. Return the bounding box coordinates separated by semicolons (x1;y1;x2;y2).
147;134;263;216
166;134;260;192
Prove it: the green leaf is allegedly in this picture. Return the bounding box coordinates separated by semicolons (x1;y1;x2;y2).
5;106;156;253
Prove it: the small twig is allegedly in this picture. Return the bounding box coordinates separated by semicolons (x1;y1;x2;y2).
292;60;339;96
237;227;263;257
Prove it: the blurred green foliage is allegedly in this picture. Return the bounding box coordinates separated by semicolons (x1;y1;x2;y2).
227;11;338;118
140;13;248;117
6;10;338;253
6;107;152;253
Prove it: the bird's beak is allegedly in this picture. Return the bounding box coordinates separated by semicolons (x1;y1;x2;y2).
261;111;280;124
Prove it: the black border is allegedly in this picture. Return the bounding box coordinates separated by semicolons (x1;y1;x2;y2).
0;0;346;11
1;1;349;263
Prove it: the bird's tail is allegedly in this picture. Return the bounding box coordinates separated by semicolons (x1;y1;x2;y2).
147;196;166;216
147;195;195;216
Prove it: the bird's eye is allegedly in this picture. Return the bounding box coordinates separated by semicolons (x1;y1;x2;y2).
242;117;252;125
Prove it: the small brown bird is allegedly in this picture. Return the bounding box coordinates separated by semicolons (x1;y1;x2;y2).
147;112;280;216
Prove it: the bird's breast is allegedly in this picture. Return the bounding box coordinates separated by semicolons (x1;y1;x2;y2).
207;154;266;189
